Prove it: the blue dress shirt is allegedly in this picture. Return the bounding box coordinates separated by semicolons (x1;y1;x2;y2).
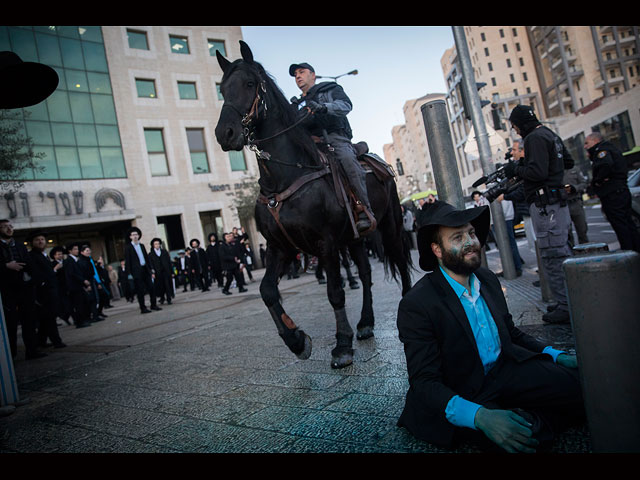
132;242;145;266
439;266;565;430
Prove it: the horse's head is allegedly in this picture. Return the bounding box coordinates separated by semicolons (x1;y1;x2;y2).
214;41;265;152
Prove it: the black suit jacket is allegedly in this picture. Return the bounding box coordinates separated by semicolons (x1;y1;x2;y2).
149;248;173;276
396;266;547;447
63;255;87;292
124;242;153;279
29;249;58;303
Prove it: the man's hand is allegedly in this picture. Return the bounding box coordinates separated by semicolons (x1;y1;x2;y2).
556;353;578;369
6;261;25;271
503;160;518;179
474;407;539;453
305;100;327;114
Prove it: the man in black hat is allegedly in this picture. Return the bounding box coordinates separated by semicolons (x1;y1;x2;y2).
289;62;374;234
0;219;45;359
63;241;92;328
28;231;65;349
124;227;161;314
149;237;174;304
503;104;574;324
396;201;584;453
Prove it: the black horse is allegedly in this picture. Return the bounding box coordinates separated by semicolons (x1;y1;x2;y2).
215;41;412;368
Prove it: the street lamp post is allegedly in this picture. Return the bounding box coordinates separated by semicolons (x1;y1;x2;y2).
317;69;358;83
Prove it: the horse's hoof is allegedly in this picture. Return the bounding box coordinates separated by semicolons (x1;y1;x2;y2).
295;333;312;360
356;326;374;340
331;351;353;369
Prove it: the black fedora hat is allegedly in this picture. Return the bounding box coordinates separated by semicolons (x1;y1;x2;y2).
416;201;490;271
0;51;59;109
127;226;142;239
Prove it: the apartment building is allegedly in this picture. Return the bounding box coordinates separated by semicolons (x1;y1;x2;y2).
384;94;445;200
1;26;260;265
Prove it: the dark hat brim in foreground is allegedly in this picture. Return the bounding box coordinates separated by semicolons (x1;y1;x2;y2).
0;51;59;109
416;201;490;271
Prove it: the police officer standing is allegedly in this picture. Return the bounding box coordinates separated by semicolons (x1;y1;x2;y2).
289;62;374;234
585;132;640;252
504;105;574;324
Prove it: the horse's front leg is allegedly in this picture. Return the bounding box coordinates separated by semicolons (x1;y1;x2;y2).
348;242;374;340
259;245;312;360
323;246;354;369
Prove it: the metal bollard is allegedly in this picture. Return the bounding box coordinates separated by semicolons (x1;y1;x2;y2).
563;250;640;452
572;242;609;256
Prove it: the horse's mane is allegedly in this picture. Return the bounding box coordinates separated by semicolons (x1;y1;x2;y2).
225;59;321;165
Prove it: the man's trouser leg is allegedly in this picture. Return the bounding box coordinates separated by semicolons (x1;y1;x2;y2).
529;202;572;311
329;136;372;213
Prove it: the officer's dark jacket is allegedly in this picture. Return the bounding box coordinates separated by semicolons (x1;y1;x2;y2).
588;140;628;198
514;125;573;204
294;81;353;139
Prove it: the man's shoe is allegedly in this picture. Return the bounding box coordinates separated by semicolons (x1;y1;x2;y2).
542;308;570;325
26;351;47;360
76;322;90;328
222;290;232;295
53;342;67;349
239;287;248;293
150;305;162;311
141;308;152;314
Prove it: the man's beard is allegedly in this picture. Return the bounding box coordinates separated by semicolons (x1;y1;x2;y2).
440;243;482;275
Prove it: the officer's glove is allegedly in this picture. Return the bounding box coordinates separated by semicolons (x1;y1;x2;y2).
503;160;517;179
306;100;327;114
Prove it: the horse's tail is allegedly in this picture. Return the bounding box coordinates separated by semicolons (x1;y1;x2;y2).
378;179;414;295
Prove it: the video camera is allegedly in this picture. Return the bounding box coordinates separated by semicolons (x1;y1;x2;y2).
472;151;523;203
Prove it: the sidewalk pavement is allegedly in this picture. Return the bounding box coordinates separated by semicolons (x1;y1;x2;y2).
0;249;591;453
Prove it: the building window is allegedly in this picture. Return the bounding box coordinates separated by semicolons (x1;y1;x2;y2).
512;28;518;37
488;62;493;71
127;29;148;50
516;42;521;52
519;57;525;66
169;35;189;54
499;29;504;38
208;39;226;56
135;78;156;98
523;72;528;81
481;32;486;41
484;47;489;56
186;128;210;174
229;150;247;171
216;83;224;100
506;58;512;68
491;77;497;86
178;81;197;100
144;128;170;176
503;44;508;53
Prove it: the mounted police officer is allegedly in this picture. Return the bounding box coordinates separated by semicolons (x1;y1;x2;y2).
288;62;373;233
585;132;640;252
504;105;574;325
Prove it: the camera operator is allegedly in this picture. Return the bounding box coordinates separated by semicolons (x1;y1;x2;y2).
504;105;574;324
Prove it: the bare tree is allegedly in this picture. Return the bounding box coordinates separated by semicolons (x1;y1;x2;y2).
0;109;43;192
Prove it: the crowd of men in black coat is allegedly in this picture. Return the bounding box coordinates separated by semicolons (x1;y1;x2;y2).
1;218;257;361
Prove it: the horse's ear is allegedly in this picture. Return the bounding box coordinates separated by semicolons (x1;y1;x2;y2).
216;49;231;73
239;41;254;64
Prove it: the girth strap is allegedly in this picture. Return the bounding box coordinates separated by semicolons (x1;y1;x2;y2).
257;167;330;251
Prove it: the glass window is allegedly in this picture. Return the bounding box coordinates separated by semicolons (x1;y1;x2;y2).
91;95;117;124
78;146;104;178
100;147;126;178
55;146;81;178
35;32;62;66
208;39;226;56
78;26;102;43
25;120;53;145
169;35;189;54
59;37;85;69
87;72;112;94
229;150;246;171
186;128;209;173
127;29;149;50
65;69;89;92
82;41;108;72
51;123;76;145
9;27;37;62
144;129;169;176
69;92;94;123
74;124;98;146
32;146;58;180
96;125;121;146
46;91;72;122
136;78;157;98
178;81;197;99
216;84;223;100
592;111;635;152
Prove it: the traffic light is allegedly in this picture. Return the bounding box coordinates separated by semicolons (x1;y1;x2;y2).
491;103;503;130
458;81;490;120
